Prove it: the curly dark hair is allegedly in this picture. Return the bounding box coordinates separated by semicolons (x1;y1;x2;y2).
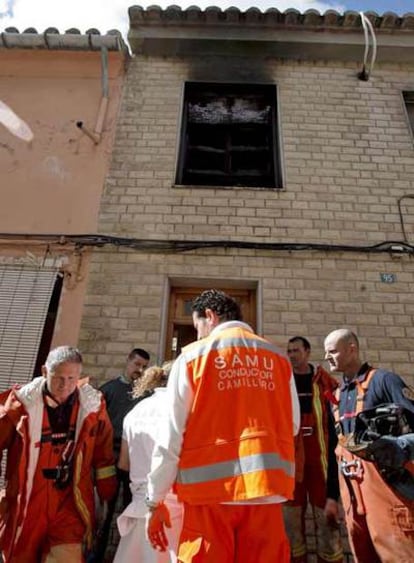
191;289;242;321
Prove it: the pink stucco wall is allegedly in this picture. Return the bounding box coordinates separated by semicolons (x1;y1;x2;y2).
0;47;126;346
0;49;125;232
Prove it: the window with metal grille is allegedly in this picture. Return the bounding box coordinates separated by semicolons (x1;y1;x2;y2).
176;82;283;189
403;91;414;136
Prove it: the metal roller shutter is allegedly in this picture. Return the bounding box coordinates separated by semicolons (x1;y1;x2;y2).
0;264;57;391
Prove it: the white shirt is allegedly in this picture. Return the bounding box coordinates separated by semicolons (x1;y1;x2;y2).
117;387;182;557
147;321;300;504
123;388;172;491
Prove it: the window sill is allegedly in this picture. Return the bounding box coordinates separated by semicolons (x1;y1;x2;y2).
172;184;285;192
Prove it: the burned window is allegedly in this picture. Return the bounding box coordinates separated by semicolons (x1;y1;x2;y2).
176;83;282;189
403;92;414;137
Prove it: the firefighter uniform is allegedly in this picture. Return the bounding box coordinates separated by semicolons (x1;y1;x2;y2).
0;377;116;563
283;365;343;563
334;363;414;563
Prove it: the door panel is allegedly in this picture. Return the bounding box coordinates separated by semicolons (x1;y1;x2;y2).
165;287;256;360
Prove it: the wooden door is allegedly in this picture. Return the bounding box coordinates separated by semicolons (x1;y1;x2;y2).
165;287;256;360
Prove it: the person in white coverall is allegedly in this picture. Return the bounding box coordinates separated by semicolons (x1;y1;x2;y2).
114;364;183;563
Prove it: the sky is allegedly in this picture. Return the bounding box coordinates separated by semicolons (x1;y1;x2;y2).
0;0;412;45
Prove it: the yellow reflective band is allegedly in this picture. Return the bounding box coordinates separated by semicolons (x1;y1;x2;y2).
73;451;93;549
96;465;116;480
319;550;344;562
313;382;328;480
291;544;307;558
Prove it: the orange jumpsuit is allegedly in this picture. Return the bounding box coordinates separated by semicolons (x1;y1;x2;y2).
283;365;343;563
337;444;414;563
0;377;116;563
334;365;414;563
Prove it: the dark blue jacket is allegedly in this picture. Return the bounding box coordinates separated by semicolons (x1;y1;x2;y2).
339;363;414;435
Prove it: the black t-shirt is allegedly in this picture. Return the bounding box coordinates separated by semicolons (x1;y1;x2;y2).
294;368;313;414
44;388;77;435
100;377;138;450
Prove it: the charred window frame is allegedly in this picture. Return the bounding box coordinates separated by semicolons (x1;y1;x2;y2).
403;91;414;137
176;82;282;189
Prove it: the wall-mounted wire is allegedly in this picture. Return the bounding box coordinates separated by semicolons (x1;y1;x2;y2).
0;233;413;256
358;12;377;81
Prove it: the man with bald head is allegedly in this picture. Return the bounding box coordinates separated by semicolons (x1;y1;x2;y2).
324;328;414;563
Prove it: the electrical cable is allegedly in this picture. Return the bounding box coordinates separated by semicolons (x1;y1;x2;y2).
365;14;377;77
358;12;378;81
0;233;413;255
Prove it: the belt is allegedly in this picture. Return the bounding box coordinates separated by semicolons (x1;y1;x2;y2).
301;426;313;436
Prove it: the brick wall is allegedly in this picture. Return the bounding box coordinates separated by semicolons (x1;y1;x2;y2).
96;56;414;240
79;55;414;386
79;248;414;390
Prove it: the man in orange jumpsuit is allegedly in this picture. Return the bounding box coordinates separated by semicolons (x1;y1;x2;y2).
0;345;117;563
324;328;414;563
284;336;343;563
145;289;300;562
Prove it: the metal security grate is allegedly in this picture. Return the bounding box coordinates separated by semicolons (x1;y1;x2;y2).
0;264;57;390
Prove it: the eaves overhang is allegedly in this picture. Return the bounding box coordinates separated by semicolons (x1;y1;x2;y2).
128;5;414;63
0;28;127;52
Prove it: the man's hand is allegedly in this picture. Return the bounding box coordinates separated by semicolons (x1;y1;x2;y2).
324;498;340;528
366;436;409;469
145;503;171;552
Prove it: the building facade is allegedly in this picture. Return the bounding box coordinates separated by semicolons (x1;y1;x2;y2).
3;10;412;389
0;28;127;389
78;7;414;384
